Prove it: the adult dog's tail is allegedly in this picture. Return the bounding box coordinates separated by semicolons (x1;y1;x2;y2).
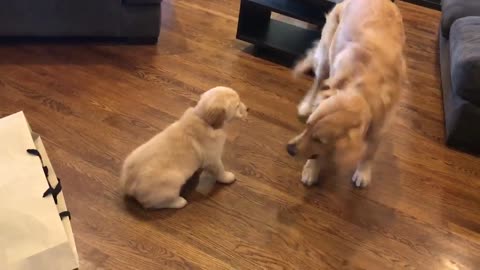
293;46;316;78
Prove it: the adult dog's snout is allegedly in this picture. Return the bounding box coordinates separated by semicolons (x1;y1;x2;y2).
286;144;297;156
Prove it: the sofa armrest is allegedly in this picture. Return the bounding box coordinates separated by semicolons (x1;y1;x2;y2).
441;0;480;39
450;17;480;107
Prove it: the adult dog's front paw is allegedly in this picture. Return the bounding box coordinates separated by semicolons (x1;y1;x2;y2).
301;160;319;186
297;101;313;123
352;167;371;188
218;171;236;184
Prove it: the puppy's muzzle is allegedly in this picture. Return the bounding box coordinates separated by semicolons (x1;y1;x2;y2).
286;144;297;156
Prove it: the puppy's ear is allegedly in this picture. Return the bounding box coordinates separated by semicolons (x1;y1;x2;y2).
204;107;226;129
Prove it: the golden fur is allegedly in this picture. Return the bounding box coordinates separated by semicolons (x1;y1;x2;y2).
287;0;408;187
120;86;248;209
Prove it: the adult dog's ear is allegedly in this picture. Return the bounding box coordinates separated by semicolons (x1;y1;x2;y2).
204;107;226;129
312;110;362;142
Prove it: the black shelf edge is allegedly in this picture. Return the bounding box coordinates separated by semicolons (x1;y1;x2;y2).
246;0;333;26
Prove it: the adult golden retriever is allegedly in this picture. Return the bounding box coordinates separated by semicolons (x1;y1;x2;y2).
287;0;408;188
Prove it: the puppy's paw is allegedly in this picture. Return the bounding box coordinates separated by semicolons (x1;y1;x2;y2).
352;168;371;188
170;197;188;208
147;196;188;209
218;171;236;184
301;161;319;186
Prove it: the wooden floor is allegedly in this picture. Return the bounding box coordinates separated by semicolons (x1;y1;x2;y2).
1;1;479;269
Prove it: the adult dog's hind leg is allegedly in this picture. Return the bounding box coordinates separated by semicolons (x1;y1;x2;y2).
297;3;343;119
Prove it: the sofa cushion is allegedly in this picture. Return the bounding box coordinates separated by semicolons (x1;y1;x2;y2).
0;0;160;40
441;0;480;38
450;17;480;106
123;0;161;5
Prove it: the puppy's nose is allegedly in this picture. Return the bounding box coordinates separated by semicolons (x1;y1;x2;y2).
286;144;297;156
246;107;250;112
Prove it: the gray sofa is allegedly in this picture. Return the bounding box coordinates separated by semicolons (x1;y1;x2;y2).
440;0;480;155
0;0;161;43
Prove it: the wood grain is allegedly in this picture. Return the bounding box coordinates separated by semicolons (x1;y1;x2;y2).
0;1;479;269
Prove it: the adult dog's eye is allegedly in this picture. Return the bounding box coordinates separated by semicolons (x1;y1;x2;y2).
313;137;327;144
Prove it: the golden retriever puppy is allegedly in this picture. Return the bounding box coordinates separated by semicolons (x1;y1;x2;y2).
120;86;248;209
288;0;408;188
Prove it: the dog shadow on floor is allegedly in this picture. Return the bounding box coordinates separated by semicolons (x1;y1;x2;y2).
278;139;402;267
123;169;225;220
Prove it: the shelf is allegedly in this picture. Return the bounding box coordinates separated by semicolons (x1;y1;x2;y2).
236;0;333;65
402;0;441;11
247;0;334;25
237;19;319;58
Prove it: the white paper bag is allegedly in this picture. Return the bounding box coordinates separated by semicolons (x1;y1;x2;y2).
0;111;79;270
